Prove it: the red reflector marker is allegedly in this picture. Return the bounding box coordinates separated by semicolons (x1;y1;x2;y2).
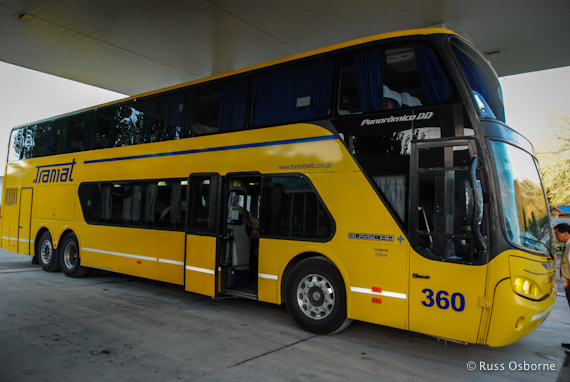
372;286;382;293
372;297;382;304
137;260;142;264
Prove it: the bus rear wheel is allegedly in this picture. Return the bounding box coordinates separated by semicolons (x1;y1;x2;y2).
60;233;90;278
37;231;60;272
285;257;351;334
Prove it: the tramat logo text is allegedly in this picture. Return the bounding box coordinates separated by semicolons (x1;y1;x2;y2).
361;112;434;126
33;159;76;184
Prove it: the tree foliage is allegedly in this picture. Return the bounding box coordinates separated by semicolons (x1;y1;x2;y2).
534;109;570;206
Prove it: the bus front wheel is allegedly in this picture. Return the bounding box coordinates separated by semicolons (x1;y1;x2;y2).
285;257;351;335
37;231;60;272
60;233;90;278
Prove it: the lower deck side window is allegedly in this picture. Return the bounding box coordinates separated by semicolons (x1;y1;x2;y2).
79;179;187;230
260;175;333;240
79;174;333;241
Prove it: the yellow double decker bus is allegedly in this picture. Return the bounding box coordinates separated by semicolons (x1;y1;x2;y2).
1;28;555;346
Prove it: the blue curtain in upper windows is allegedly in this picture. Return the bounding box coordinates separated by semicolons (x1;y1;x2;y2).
353;50;384;113
415;45;452;104
82;112;94;150
219;78;248;132
136;98;158;142
454;48;505;122
166;92;184;139
253;60;334;127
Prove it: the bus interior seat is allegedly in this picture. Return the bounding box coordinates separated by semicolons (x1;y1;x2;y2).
382;85;401;109
191;122;218;135
227;204;252;289
230;218;251;268
400;92;422;107
338;96;353;115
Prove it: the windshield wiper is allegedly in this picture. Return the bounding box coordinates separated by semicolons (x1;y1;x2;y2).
519;235;554;260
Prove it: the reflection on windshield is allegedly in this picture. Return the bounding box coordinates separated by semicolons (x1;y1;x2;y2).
491;141;551;253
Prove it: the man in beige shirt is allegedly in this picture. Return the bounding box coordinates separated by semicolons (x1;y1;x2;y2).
554;223;570;353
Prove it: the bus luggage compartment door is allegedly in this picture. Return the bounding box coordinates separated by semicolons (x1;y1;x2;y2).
18;188;33;255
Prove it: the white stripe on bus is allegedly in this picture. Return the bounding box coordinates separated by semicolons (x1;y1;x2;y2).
82;248;188;267
2;237;34;243
350;286;407;300
158;258;185;266
185;266;215;275
82;247;157;262
258;273;278;280
531;306;553;322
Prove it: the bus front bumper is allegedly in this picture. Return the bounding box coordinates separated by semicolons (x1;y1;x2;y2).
485;279;555;347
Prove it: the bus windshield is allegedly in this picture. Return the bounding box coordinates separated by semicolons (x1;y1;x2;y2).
491;141;551;254
452;39;505;122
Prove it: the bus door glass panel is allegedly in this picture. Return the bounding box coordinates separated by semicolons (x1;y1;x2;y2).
349;127;412;228
18;188;33;255
409;141;488;344
222;176;261;295
185;174;220;297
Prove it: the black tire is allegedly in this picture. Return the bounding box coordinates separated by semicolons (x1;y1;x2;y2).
285;257;351;334
37;231;60;272
59;233;90;278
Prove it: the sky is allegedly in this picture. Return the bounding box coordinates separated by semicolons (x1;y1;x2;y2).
1;61;570;172
0;61;126;170
500;65;570;145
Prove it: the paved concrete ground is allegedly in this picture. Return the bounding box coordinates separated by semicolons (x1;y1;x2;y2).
0;247;569;382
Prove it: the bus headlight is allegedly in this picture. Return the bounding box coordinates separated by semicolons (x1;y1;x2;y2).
512;277;542;300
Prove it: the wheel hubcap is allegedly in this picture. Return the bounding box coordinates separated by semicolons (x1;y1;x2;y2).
296;274;335;320
63;243;78;269
40;241;53;264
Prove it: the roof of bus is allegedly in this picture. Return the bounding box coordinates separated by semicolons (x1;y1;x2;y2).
12;27;458;131
137;27;458;98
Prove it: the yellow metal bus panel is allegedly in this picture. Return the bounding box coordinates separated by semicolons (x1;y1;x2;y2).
36;185;76;221
185;234;217;297
80;225;159;279
157;230;185;285
408;251;487;344
309;172;403;238
74;125;355;181
256;238;283;304
256;239;339;305
338;240;409;330
307;171;409;329
2;205;17;251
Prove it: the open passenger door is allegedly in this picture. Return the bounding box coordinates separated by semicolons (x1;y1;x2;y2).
218;174;261;299
408;139;488;344
185;174;221;297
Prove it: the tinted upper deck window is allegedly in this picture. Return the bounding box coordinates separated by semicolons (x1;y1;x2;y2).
339;43;452;115
252;59;334;127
